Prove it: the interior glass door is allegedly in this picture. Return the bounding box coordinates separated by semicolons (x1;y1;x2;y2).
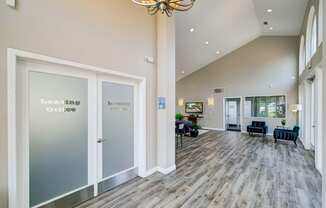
97;80;137;194
225;98;241;131
29;71;90;207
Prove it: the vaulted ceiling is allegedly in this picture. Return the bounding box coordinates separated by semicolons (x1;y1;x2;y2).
176;0;309;80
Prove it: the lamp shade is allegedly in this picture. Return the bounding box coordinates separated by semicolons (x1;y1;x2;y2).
178;98;184;106
208;97;214;106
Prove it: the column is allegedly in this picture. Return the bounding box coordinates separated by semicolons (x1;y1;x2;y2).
156;14;176;173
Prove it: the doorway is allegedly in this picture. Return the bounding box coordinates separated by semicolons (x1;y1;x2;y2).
225;98;241;132
8;50;147;208
306;68;323;174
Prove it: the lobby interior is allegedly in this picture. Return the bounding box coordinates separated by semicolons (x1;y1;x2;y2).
1;0;326;208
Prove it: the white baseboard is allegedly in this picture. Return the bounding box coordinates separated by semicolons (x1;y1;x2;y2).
202;127;226;131
140;164;176;177
157;165;176;175
140;167;158;178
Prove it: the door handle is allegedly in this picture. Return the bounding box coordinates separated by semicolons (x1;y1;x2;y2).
97;138;108;143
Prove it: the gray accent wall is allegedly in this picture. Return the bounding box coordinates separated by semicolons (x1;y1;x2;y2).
176;36;299;133
0;1;157;207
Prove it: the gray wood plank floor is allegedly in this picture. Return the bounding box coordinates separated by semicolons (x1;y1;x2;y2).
77;131;321;208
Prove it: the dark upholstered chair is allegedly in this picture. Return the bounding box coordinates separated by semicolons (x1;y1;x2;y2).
175;122;185;149
247;121;268;137
274;126;300;146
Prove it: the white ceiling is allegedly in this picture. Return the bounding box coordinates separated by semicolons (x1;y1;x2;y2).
176;0;309;80
253;0;309;36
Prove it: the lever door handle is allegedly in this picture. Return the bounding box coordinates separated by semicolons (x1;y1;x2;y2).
97;138;108;143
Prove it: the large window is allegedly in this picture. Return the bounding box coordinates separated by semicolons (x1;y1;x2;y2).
299;35;305;75
306;6;316;63
244;96;286;118
318;0;323;46
311;16;317;55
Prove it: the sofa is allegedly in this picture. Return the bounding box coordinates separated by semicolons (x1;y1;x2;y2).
274;126;300;146
247;121;268;136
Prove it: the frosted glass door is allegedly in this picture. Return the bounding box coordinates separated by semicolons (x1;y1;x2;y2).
100;82;134;178
29;71;88;207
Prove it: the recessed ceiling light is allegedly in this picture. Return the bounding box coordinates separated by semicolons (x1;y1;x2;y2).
190;28;195;33
269;27;273;30
267;9;273;13
181;71;185;74
205;41;209;45
216;50;220;55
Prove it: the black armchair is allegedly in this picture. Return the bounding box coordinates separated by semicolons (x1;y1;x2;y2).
175;122;185;149
274;126;300;146
247;121;268;137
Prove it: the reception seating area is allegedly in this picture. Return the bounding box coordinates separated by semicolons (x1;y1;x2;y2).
247;120;300;146
274;126;300;146
247;121;268;137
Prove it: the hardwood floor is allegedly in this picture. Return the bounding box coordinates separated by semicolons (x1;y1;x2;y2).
77;131;322;208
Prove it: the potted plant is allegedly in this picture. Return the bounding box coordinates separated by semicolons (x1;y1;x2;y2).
281;119;287;127
190;124;201;137
175;112;184;121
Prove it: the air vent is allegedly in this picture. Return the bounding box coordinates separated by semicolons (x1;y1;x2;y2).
214;89;224;94
263;21;269;25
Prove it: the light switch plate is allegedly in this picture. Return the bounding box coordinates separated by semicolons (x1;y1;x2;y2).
145;56;154;64
6;0;16;8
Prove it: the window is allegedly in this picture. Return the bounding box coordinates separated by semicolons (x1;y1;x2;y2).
306;6;316;63
299;35;305;75
244;96;286;118
311;16;317;55
318;0;323;45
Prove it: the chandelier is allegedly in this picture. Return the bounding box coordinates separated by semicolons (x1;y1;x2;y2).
132;0;196;17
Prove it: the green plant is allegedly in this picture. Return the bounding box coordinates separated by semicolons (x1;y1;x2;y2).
175;112;184;121
192;124;201;130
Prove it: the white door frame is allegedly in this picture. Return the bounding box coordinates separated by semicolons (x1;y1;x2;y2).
16;60;98;208
223;96;243;131
311;80;316;148
315;67;323;174
7;48;147;208
96;75;139;186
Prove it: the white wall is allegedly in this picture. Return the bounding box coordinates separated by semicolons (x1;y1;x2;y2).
322;0;326;206
0;1;158;207
176;36;299;134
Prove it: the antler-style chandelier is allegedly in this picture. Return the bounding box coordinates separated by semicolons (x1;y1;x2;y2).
132;0;196;17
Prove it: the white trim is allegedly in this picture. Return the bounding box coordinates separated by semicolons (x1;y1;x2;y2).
157;165;176;175
88;74;98;196
7;48;148;208
8;48;146;82
31;185;91;208
137;80;147;177
202;127;225;131
223;96;243;131
140;165;176;178
139;167;158;178
7;49;17;208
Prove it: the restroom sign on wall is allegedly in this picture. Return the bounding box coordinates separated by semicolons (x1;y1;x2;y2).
158;97;166;110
